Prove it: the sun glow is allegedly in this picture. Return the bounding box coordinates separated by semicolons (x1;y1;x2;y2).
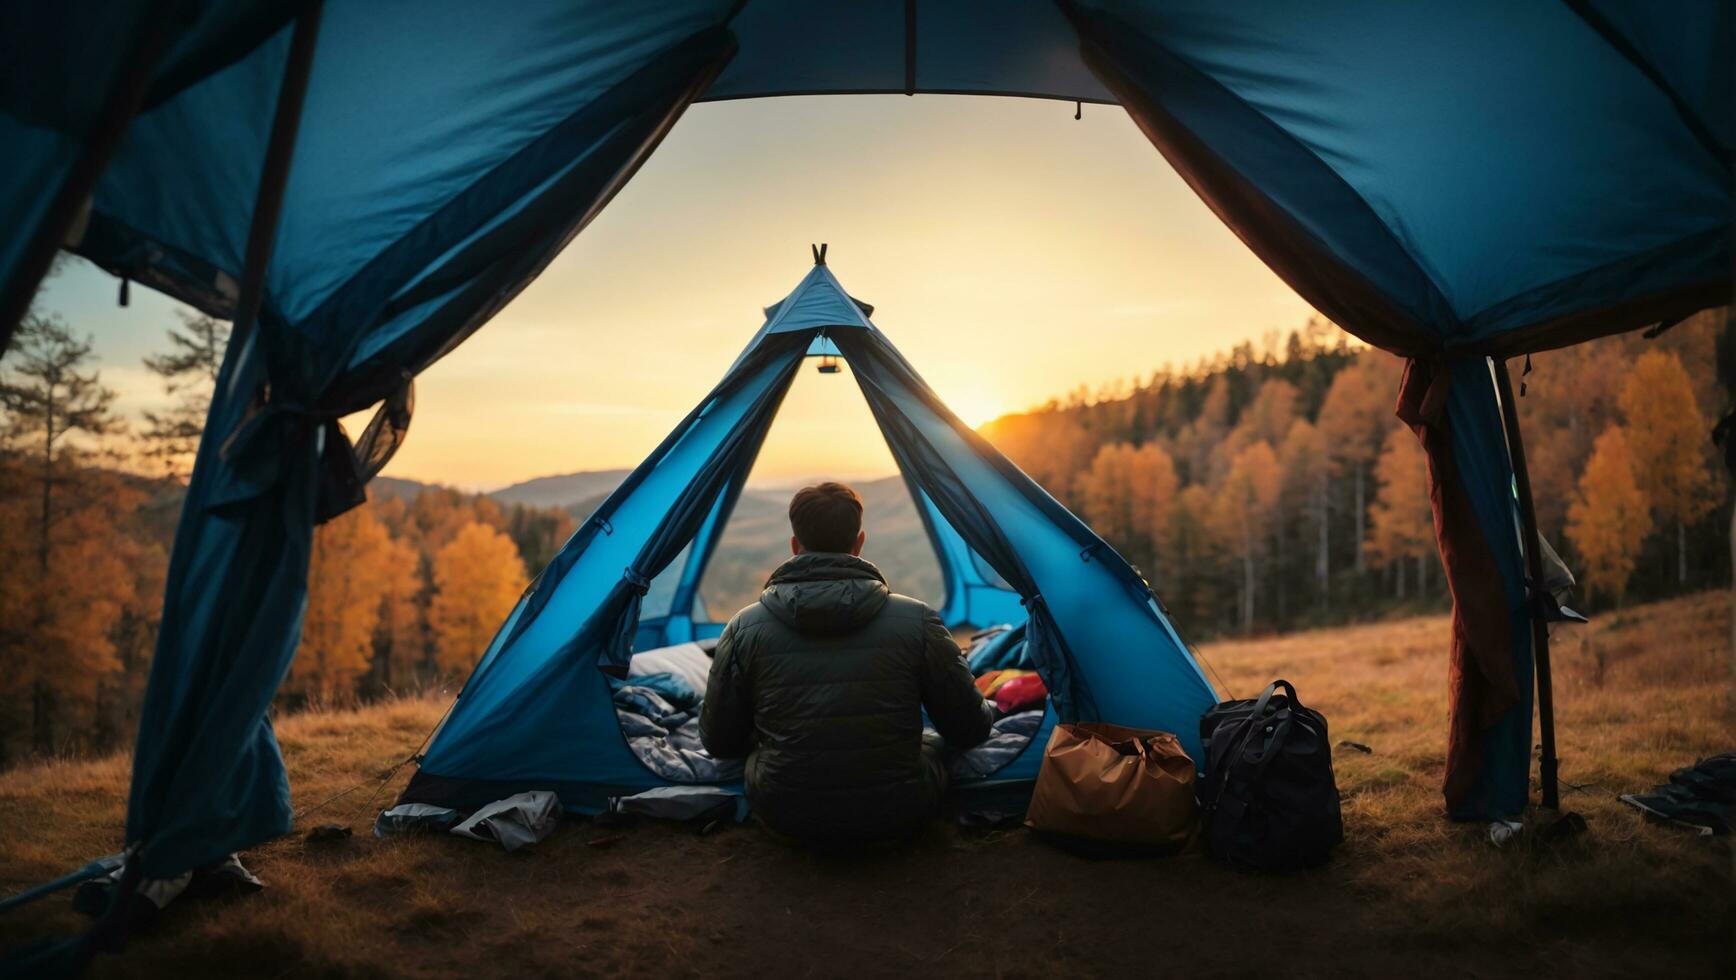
941;388;1008;431
51;95;1314;491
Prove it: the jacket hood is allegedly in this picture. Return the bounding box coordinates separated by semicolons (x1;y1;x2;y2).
759;553;890;635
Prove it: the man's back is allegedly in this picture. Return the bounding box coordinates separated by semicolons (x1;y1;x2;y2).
700;552;992;842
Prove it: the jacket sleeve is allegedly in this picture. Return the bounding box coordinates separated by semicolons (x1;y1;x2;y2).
700;619;754;759
917;608;994;749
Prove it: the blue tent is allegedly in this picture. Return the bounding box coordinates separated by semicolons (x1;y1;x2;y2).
400;260;1214;813
0;1;1728;954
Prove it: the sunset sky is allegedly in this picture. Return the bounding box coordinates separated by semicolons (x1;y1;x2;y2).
35;94;1314;491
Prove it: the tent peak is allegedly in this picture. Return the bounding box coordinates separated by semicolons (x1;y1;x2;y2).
811;242;828;266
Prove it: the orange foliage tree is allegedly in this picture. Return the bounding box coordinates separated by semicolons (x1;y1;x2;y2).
370;533;425;693
289;505;402;704
1076;441;1179;585
0;313;132;753
1617;350;1717;584
1566;426;1653;606
429;522;527;674
979;410;1097;507
1211;441;1283;633
1316;352;1396;574
1278;418;1331;609
1365;426;1434;596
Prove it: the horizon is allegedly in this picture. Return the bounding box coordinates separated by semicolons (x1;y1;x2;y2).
32;94;1317;490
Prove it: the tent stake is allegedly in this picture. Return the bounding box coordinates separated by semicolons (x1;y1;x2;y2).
1492;356;1559;810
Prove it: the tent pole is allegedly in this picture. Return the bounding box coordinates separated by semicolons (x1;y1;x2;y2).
1491;356;1559;811
226;3;322;356
0;3;189;357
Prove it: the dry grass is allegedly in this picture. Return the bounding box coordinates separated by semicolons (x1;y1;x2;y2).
0;595;1730;978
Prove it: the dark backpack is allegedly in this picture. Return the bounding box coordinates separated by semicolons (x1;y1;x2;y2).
1198;679;1343;871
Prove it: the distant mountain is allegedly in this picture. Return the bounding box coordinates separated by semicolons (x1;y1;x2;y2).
488;469;634;510
700;475;940;614
366;465;940;615
370;475;444;501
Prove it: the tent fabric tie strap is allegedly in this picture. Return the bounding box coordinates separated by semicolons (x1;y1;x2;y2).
212;375;414;524
622;568;652;596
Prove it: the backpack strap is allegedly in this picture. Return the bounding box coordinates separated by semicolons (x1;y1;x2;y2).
1250;679;1300;718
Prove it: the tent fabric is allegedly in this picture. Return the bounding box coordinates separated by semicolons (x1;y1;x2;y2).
1066;0;1725;819
0;1;1725;900
8;3;1724;362
1397;358;1533;818
120;7;737;882
403;265;1217;814
1070;0;1729;358
0;0;310;353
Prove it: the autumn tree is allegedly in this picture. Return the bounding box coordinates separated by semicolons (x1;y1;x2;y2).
504;502;578;576
1179;375;1234;483
980;409;1098;507
1233;379;1300;448
1076;441;1179;584
289;504;402;704
1366;426;1434;597
429;522;527;674
1278;419;1330;610
1617;350;1717;584
1211;441;1282;633
1510;343;1627;538
369;533;425;693
406;486;509;559
1165;483;1224;626
1316;352;1394;574
1566;426;1653;607
0;313;129;751
140;311;229;477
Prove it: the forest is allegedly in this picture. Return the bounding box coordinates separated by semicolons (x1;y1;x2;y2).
982;309;1733;637
1;297;1729;767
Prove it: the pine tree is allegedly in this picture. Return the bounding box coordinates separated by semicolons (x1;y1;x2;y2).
0;313;127;752
140;311;229;478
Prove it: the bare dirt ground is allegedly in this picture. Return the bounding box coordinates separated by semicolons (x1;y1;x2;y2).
1;593;1731;978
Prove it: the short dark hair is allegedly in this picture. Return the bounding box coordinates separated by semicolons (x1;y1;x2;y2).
789;482;863;553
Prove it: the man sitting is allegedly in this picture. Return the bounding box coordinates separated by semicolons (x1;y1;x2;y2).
700;481;993;843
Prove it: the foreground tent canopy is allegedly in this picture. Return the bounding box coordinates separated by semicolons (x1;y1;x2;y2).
402;260;1215;812
0;0;1727;893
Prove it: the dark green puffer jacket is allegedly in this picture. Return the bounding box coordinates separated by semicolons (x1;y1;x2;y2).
700;553;993;841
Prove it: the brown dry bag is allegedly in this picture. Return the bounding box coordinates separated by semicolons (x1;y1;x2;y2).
1024;722;1198;854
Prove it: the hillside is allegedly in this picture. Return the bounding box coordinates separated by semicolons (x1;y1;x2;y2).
978;310;1731;636
0;593;1726;977
382;468;942;616
701;475;942;613
487;468;634;509
369;475;443;501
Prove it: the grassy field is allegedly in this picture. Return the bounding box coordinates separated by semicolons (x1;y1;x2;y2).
0;593;1730;978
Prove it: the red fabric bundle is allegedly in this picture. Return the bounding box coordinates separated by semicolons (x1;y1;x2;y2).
993;672;1048;714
